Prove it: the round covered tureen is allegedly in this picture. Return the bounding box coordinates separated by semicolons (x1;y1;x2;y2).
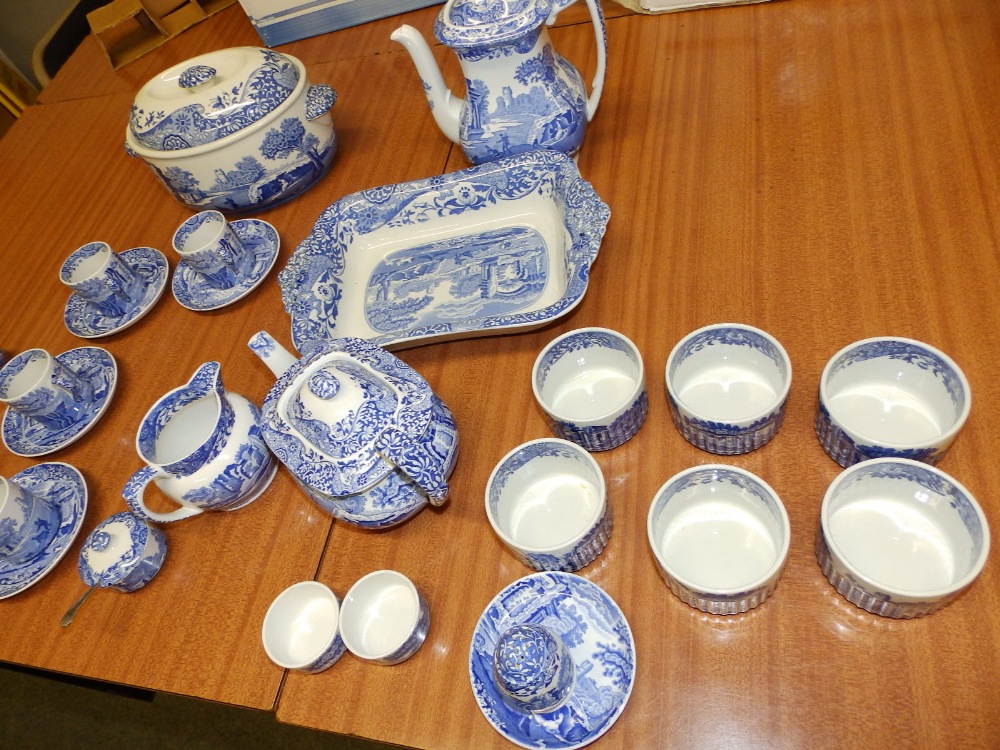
125;47;337;213
248;332;459;529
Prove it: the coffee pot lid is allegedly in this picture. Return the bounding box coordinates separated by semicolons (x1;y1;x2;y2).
128;47;301;152
435;0;555;49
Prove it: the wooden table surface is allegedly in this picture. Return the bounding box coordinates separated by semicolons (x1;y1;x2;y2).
4;0;1000;747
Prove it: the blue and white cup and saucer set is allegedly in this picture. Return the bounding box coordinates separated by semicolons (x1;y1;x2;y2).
171;210;279;312
60;240;168;339
0;462;88;600
0;346;117;457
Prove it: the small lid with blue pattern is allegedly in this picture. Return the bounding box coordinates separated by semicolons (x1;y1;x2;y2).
128;47;301;152
435;0;555;49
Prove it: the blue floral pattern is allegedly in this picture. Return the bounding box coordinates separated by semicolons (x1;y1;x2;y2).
130;50;299;151
279;150;609;350
78;511;167;592
470;572;635;749
817;339;968;467
0;463;88;600
2;347;117;458
251;333;460;529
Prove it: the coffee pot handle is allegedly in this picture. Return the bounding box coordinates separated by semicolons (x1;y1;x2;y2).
583;0;607;120
551;0;607;120
123;466;204;523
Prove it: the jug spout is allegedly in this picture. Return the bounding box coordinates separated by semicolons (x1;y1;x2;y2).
189;360;224;400
248;331;299;379
391;24;463;145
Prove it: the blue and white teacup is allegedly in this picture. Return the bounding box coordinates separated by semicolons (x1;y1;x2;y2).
816;337;971;467
486;438;611;573
172;211;252;289
262;581;346;674
532;327;648;452
492;623;575;713
78;511;167;592
0;348;94;431
0;476;61;563
339;570;430;665
666;323;792;455
60;241;146;317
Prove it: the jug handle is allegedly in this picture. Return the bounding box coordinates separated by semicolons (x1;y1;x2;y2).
123;466;203;523
376;428;450;507
550;0;607;120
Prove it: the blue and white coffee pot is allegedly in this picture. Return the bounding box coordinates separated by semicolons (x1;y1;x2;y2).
392;0;607;165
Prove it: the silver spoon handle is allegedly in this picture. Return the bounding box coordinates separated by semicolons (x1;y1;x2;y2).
61;585;98;627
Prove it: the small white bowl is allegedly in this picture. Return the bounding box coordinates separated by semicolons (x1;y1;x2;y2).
261;581;345;674
486;438;610;572
532;327;647;451
647;465;790;615
815;336;970;467
666;323;791;455
818;458;990;618
339;570;429;665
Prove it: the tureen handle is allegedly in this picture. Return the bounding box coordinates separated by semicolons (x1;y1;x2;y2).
376;428;450;506
305;84;337;120
248;331;298;379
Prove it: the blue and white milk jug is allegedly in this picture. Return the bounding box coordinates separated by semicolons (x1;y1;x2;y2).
392;0;607;165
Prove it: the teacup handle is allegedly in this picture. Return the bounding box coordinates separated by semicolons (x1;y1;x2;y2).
376;428;449;507
123;466;203;523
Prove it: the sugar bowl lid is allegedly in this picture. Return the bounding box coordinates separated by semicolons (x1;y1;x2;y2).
435;0;555;48
128;47;301;152
258;337;440;498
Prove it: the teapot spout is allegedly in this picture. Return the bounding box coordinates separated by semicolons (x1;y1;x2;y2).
248;331;298;378
391;24;463;145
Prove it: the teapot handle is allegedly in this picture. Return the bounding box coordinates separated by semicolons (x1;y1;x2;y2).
550;0;607;120
376;428;450;507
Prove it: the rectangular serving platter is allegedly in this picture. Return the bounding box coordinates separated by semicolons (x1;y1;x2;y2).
279;149;611;351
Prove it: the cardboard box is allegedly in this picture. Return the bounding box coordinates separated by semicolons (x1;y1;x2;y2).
87;0;235;70
237;0;442;47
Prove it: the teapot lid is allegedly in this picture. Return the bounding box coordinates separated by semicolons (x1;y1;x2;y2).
128;47;301;152
435;0;555;48
258;338;435;497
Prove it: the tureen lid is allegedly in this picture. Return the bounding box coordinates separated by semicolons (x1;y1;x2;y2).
435;0;555;49
128;47;301;152
259;338;437;497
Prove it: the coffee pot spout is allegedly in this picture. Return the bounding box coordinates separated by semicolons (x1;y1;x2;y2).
391;24;463;145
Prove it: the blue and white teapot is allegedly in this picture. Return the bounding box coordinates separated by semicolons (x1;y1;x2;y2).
392;0;607;165
248;332;459;529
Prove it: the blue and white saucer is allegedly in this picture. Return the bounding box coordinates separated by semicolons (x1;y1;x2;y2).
469;571;636;750
0;462;87;599
172;219;279;311
2;347;118;457
64;247;168;339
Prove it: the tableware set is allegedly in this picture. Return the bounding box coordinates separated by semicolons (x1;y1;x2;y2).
0;209;282;611
262;570;429;674
4;21;991;749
